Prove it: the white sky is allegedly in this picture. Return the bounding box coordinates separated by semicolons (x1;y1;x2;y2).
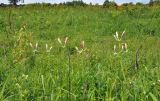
0;0;150;5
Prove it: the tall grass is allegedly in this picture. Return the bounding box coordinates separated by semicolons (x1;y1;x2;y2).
0;6;160;100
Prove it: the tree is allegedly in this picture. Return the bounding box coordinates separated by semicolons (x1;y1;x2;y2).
149;0;154;5
136;2;143;6
103;0;117;8
149;0;160;5
103;0;109;5
65;0;87;6
8;0;24;6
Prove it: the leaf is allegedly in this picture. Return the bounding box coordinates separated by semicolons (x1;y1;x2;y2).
0;76;9;100
149;92;158;101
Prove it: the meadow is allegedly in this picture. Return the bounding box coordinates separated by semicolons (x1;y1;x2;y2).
0;5;160;100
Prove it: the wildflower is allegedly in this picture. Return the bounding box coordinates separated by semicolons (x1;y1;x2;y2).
16;83;21;89
114;32;120;41
80;41;85;49
122;44;124;50
75;41;86;54
121;30;125;40
22;74;28;80
113;30;128;55
124;43;128;52
75;47;84;54
35;42;38;50
116;31;119;39
114;30;126;41
29;43;33;48
121;43;128;52
29;42;39;53
58;38;62;45
75;46;79;51
64;37;68;45
46;44;52;53
57;37;68;48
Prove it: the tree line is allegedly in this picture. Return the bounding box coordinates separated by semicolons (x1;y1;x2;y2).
1;0;160;7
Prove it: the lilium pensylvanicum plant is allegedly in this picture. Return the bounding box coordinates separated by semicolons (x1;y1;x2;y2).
29;42;39;53
45;44;52;53
57;37;68;48
113;30;128;55
75;41;87;54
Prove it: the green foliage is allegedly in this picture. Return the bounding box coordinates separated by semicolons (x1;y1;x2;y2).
8;0;21;5
122;2;134;6
149;0;160;5
65;0;87;6
103;0;117;8
136;2;144;6
0;6;160;100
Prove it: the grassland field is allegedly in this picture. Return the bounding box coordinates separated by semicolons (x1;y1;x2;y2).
0;5;160;100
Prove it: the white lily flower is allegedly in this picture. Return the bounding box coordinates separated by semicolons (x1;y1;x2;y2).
58;37;69;48
75;41;87;54
46;43;52;53
29;42;39;53
116;31;119;39
114;32;121;41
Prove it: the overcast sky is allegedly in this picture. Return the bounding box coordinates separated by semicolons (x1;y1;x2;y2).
0;0;150;5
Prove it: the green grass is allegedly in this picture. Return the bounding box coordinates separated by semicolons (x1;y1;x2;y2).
0;6;160;100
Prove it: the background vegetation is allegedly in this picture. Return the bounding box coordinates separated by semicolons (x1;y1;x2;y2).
0;2;160;101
